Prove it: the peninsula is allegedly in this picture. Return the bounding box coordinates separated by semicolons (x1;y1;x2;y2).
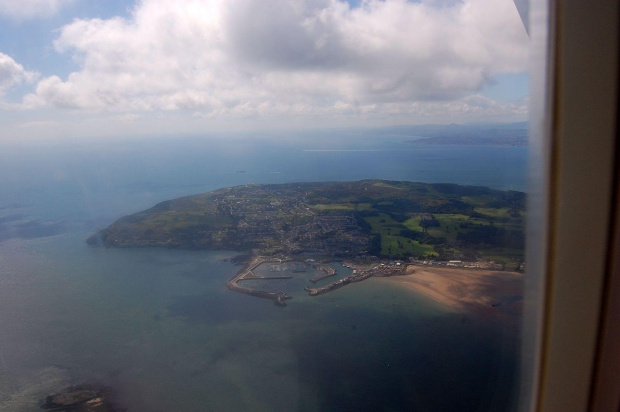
87;180;525;305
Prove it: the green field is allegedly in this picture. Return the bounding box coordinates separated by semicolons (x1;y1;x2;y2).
363;206;524;261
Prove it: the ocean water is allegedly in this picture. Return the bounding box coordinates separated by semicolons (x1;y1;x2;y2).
0;132;525;411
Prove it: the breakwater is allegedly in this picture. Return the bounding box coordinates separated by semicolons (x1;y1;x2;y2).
227;257;292;306
308;262;337;283
305;271;373;296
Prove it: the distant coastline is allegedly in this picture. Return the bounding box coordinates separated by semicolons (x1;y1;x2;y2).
407;135;527;147
400;121;528;147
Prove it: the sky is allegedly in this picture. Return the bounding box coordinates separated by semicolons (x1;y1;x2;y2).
0;0;529;141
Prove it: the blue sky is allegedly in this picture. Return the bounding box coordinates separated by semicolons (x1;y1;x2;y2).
0;0;529;140
480;73;529;103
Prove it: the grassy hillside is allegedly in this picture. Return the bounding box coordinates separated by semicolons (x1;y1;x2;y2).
87;180;525;267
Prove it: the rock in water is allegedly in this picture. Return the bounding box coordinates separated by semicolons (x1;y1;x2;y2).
41;384;121;411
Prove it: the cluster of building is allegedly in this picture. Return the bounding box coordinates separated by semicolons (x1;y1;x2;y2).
410;258;505;270
206;185;370;255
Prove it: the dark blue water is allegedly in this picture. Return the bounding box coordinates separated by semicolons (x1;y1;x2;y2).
0;132;524;411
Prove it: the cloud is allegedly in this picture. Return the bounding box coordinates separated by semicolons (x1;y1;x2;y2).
23;0;528;120
0;0;75;20
0;53;38;96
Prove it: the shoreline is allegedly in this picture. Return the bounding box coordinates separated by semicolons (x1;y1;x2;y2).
381;265;524;315
226;255;524;315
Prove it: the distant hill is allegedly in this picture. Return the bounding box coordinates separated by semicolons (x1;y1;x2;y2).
87;180;525;267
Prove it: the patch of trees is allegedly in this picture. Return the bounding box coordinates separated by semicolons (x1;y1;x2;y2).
399;229;445;245
368;233;382;256
354;210;380;218
399;229;424;241
419;218;440;229
434;245;479;261
486;191;526;210
388;213;409;223
372;199;425;214
423;234;446;245
468;211;487;219
426;200;473;214
353;213;374;233
430;183;494;196
371;198;470;217
457;226;524;249
433;246;456;260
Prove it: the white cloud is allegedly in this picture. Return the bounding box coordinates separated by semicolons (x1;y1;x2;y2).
0;0;75;20
0;53;38;96
23;0;528;121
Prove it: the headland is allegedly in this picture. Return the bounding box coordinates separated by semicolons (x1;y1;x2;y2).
86;180;526;309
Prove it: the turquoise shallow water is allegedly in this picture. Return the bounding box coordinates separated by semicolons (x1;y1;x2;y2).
0;134;523;411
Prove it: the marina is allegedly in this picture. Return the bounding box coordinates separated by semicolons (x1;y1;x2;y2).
227;255;411;303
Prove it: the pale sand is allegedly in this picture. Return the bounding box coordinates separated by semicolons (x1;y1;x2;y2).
382;265;524;314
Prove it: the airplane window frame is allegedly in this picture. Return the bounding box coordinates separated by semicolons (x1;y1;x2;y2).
521;0;620;411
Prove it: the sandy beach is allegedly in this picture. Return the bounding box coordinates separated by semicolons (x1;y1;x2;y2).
383;265;524;315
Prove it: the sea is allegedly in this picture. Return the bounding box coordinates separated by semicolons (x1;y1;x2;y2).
0;130;527;411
